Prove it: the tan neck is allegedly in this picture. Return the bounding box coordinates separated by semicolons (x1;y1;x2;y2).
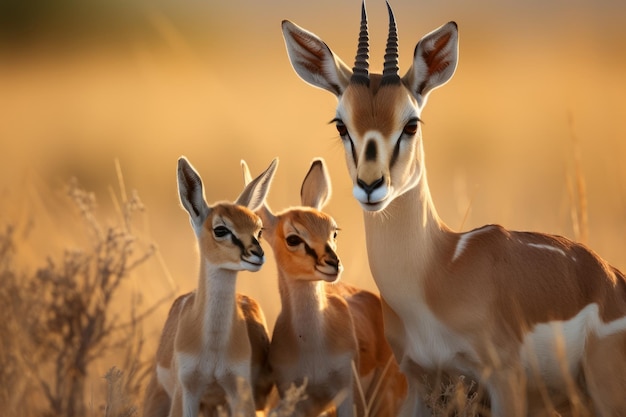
277;270;328;331
193;259;239;337
363;169;453;297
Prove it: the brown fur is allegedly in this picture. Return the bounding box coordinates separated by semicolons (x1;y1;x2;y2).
282;13;626;416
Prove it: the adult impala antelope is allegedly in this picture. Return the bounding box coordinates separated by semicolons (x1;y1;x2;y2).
242;158;406;417
142;157;276;417
281;2;626;416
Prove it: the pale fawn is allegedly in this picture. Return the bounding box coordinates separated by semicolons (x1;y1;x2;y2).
142;157;277;417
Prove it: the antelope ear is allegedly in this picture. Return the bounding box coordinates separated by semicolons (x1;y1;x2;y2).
240;159;278;242
177;156;210;231
402;21;458;106
235;158;278;212
282;20;353;97
240;160;253;186
300;158;332;210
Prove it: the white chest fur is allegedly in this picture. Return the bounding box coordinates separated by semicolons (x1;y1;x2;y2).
403;303;476;373
520;302;626;388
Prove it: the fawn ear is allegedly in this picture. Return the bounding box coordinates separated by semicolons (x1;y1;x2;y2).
402;21;458;106
240;159;278;240
282;20;352;97
300;158;332;210
177;156;210;232
240;159;253;186
236;158;278;212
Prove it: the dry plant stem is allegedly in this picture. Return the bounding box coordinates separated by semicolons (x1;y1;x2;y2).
105;367;138;417
0;173;160;417
566;112;588;245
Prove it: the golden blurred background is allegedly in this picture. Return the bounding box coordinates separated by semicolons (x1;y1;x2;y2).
1;0;625;403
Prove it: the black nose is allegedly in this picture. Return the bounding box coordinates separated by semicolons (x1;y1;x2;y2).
250;246;264;258
325;257;340;270
357;176;384;195
324;259;339;268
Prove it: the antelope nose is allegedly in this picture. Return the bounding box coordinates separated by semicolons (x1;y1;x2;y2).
250;246;264;258
325;257;340;270
357;176;384;195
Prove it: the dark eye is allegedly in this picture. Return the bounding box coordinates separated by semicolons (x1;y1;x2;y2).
286;235;303;247
257;229;263;239
403;123;418;136
333;231;338;239
213;226;230;238
335;122;348;137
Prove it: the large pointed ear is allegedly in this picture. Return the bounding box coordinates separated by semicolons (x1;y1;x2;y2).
236;158;278;212
282;20;353;97
240;159;253;186
301;158;332;210
402;21;458;106
241;159;279;241
177;156;210;231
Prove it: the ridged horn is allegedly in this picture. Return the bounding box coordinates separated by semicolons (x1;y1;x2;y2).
350;1;370;86
381;1;401;86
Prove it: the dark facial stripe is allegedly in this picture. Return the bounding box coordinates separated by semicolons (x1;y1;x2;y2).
304;242;318;262
348;137;358;166
390;135;401;168
250;237;264;258
230;234;246;254
232;234;264;258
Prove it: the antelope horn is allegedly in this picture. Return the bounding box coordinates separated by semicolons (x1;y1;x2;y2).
350;1;370;86
381;1;401;86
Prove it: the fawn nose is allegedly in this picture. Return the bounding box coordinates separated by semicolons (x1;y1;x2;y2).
357;176;385;196
323;249;341;272
249;238;264;258
325;257;340;270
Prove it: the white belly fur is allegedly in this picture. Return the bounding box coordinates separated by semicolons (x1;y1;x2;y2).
401;302;626;391
521;303;626;389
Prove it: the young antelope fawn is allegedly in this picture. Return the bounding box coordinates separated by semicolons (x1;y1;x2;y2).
142;157;276;417
242;158;406;417
282;2;626;416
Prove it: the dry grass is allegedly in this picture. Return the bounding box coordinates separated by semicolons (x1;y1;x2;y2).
0;173;165;417
0;152;605;417
0;158;614;417
0;2;624;416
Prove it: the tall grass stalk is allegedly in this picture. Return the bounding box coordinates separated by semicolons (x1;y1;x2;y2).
0;169;165;416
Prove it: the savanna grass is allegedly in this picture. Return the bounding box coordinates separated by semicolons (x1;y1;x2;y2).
0;171;162;416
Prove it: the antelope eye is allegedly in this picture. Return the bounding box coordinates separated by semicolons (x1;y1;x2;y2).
257;229;263;239
335;123;348;137
403;123;418;136
333;231;338;239
286;235;303;247
213;226;230;238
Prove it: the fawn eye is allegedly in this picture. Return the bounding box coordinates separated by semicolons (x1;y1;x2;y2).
213;226;230;238
257;229;263;239
286;235;303;247
333;231;338;239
